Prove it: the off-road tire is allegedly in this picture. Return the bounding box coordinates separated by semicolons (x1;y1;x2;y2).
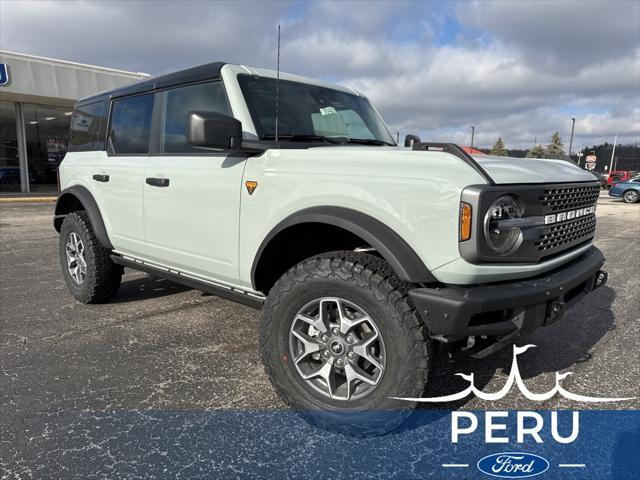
260;251;432;436
59;211;122;303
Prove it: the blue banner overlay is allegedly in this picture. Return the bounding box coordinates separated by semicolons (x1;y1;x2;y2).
4;410;638;479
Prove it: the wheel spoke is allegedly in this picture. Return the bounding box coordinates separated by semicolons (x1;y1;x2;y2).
319;298;339;327
344;363;377;400
291;329;322;364
339;313;370;335
352;332;383;371
295;314;328;334
316;361;337;397
301;360;337;397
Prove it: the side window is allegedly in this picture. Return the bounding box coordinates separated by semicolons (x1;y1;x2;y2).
69;101;106;151
161;82;232;153
109;94;154;154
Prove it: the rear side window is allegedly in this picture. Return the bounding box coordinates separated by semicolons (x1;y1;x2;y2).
161;81;231;153
69;101;106;151
108;94;154;154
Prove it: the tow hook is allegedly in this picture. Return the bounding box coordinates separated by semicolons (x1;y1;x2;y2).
594;270;608;289
546;300;565;324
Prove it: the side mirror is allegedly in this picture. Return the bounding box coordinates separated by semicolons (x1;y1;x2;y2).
404;134;421;147
187;111;242;149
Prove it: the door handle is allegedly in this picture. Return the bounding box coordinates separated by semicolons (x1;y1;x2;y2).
146;177;170;187
92;174;110;182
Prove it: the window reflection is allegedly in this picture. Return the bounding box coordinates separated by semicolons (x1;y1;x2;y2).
23;103;72;193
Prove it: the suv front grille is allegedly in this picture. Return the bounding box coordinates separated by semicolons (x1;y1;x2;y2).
535;215;597;252
539;185;600;211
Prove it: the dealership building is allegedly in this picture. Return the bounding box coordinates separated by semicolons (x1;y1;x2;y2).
0;51;148;194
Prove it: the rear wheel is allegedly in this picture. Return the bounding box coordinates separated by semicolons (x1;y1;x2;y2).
260;251;431;436
623;190;639;203
59;211;122;303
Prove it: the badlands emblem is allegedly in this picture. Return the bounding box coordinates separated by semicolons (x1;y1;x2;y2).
544;206;596;225
393;344;635;403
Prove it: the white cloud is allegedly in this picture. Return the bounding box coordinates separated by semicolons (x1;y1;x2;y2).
1;0;638;149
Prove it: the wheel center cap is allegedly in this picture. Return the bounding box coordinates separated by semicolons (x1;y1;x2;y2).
330;341;345;355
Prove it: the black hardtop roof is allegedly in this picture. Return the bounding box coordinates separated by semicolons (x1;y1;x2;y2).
76;61;226;107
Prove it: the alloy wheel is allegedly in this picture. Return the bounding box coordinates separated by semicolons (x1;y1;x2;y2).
65;232;87;284
623;190;638;203
288;297;386;401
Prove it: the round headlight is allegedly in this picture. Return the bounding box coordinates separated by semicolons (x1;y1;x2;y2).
483;195;523;254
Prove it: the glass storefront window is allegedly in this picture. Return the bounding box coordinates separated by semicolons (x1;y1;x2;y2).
23;103;72;194
0;100;20;192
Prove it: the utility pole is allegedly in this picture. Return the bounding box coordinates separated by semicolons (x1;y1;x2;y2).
608;134;617;174
568;117;575;160
470;125;475;149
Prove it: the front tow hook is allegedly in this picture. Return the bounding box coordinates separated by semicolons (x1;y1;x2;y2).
594;270;608;290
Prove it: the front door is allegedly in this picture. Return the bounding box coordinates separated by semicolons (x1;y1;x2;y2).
143;81;244;286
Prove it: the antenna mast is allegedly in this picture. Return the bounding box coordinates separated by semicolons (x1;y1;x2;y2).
275;24;281;145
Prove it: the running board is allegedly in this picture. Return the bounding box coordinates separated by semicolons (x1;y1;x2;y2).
110;255;265;310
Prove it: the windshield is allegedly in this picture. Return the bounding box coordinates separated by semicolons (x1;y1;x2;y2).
237;74;395;145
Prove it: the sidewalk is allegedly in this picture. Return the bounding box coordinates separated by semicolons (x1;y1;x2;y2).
0;193;57;203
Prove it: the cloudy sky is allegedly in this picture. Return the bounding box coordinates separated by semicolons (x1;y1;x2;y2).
2;0;639;149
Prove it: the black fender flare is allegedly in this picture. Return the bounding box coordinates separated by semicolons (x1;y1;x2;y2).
53;185;113;250
251;206;437;287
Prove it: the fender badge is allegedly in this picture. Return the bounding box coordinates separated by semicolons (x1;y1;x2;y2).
245;181;258;195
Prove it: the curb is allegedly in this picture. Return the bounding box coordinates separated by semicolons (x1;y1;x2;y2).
0;196;57;203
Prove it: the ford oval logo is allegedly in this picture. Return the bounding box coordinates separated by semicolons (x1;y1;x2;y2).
477;452;550;478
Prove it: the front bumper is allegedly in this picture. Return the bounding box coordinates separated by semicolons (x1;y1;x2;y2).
409;246;607;339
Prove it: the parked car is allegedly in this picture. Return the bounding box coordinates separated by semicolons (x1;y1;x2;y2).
607;170;637;189
53;61;607;435
609;176;640;203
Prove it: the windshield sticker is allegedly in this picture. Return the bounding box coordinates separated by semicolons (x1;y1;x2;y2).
319;106;337;116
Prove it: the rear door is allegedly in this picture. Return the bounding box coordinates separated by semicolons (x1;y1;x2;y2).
92;93;153;257
143;81;245;285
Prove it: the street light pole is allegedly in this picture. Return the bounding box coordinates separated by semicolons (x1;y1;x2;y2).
568;117;575;160
470;125;475;149
609;134;618;174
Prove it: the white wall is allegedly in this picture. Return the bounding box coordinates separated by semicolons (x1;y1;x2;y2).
0;51;149;106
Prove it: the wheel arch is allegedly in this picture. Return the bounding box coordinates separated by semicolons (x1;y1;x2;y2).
251;206;437;294
54;185;113;250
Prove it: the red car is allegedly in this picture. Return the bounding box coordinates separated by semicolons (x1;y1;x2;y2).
607;170;637;189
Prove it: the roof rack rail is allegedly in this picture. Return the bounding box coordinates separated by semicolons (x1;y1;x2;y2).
412;142;495;185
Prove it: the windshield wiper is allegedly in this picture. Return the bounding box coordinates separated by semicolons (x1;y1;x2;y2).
345;138;395;146
262;134;346;144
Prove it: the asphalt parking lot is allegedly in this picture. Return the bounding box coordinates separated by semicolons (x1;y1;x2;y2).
1;192;639;478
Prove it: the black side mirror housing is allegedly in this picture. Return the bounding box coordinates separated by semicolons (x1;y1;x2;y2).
404;134;421;147
187;111;242;149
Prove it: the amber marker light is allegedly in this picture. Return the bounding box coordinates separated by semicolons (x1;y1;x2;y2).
245;181;258;195
459;202;472;241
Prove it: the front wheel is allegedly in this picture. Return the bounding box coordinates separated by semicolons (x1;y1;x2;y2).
623;190;639;203
59;211;122;303
260;251;431;435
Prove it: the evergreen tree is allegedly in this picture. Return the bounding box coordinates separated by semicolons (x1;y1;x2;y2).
546;131;565;159
526;144;547;158
490;137;508;156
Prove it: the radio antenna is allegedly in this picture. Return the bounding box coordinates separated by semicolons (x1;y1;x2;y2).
275;24;281;145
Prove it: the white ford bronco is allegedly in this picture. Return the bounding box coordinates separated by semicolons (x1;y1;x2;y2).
55;62;607;434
